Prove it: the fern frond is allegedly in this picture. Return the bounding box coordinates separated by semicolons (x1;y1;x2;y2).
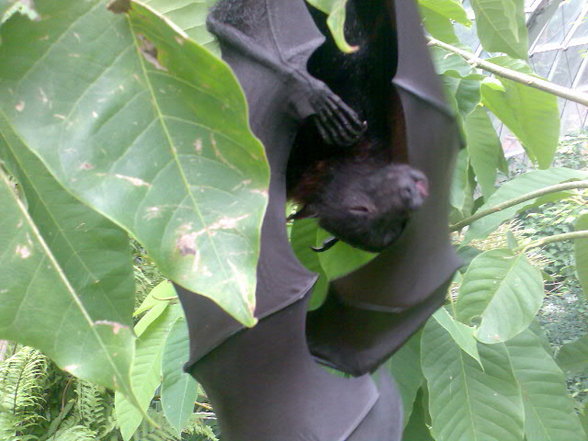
131;410;180;441
0;347;50;438
50;425;96;441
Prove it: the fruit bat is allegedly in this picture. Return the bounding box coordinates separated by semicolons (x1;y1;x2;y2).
174;0;462;439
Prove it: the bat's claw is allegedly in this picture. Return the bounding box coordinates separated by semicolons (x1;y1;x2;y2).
307;81;366;146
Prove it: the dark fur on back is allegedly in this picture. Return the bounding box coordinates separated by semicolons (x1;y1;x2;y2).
286;1;428;252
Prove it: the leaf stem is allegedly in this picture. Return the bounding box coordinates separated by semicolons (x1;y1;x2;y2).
516;230;588;253
427;37;588;106
450;180;588;231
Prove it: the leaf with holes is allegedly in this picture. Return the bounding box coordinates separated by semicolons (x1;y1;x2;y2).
0;168;136;399
0;0;269;325
456;249;544;343
142;0;219;54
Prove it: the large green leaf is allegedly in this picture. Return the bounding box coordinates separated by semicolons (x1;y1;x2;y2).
465;168;588;241
387;333;423;424
161;316;198;435
456;249;544;343
142;0;218;54
465;106;503;200
0;168;135;397
422;319;524;441
471;0;528;59
557;334;588;376
506;330;587;441
433;307;481;365
115;302;183;441
0;118;135;326
481;60;559;169
576;213;588;297
0;0;269;325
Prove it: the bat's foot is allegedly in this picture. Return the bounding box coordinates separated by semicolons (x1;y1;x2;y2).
310;86;366;146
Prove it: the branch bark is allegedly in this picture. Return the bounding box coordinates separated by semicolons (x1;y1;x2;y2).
427;37;588;107
450;180;588;232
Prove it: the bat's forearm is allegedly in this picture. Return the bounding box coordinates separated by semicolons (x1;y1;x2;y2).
207;15;301;80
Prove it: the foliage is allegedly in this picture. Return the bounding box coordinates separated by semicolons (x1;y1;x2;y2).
0;0;587;441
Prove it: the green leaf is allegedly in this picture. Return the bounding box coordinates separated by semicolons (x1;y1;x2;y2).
420;7;460;45
134;281;176;336
465;106;503;200
456;249;544;343
575;213;588;297
0;0;269;325
306;0;356;53
419;0;470;26
0;117;135;327
115;303;183;441
142;0;219;55
290;218;327;310
433;307;481;365
471;0;528;59
402;389;434;441
316;227;376;280
422;319;524;441
0;168;135;397
161;316;198;435
506;330;587;441
481;60;559;168
443;75;481;118
387;333;423;424
134;280;176;318
557;335;588;376
450;149;475;222
465;168;588;240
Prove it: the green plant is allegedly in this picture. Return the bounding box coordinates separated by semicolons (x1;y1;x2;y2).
1;0;587;440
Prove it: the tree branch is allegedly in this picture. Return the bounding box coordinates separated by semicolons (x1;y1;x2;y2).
427;37;588;107
516;230;588;253
450;180;588;232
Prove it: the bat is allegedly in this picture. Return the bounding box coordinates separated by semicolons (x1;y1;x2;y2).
174;0;462;439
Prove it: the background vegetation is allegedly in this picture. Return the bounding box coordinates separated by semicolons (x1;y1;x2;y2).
0;0;586;440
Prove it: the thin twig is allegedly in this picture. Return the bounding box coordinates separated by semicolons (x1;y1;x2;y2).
516;230;588;253
450;180;588;231
427;37;588;107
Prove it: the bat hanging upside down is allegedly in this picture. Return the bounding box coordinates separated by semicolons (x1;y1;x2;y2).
208;0;429;253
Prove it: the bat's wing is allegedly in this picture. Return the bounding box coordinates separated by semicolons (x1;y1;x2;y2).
306;0;463;375
175;1;392;439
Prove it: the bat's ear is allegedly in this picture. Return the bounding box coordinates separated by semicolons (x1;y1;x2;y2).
288;204;318;221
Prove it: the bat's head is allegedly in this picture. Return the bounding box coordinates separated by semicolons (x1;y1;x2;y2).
313;161;428;252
